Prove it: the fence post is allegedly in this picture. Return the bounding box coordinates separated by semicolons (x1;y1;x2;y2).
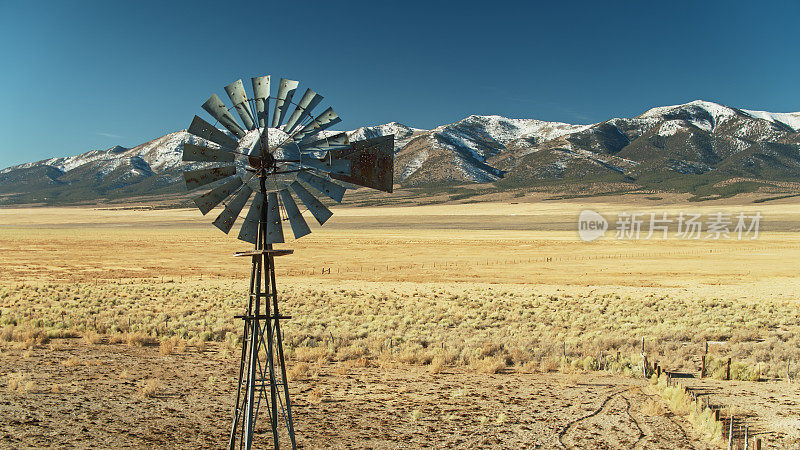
702;340;708;378
701;354;706;378
744;426;748;450
727;415;733;450
726;357;731;381
788;358;792;383
738;424;742;449
641;337;648;377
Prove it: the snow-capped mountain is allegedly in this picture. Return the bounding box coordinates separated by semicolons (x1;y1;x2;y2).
494;100;800;189
397;115;591;185
1;100;799;204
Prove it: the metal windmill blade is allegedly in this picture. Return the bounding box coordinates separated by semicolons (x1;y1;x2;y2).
297;132;349;152
271;78;299;128
188;115;239;150
225;79;256;131
278;189;311;239
237;192;264;244
289;180;333;225
202;94;246;139
297;171;345;202
283;89;323;133
251;76;270;127
183;166;237;190
265;192;284;244
291;107;342;141
194;177;243;215
212;185;253;233
182;143;236;163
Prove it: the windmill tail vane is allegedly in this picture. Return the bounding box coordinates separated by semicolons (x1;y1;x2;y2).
181;74;394;449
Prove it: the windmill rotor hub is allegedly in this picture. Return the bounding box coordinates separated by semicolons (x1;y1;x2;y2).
247;152;276;172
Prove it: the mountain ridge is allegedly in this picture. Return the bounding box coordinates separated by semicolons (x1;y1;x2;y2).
2;100;799;204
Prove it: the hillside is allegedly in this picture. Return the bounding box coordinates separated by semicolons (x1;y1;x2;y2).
1;100;799;205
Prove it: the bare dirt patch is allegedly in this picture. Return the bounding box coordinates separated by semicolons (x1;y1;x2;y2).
0;339;715;449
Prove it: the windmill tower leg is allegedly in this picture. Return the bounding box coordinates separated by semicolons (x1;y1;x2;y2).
229;178;296;450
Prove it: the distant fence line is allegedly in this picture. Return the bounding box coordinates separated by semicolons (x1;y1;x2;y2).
62;242;800;281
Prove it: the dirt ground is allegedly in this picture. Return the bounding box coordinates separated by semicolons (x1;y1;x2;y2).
0;339;715;449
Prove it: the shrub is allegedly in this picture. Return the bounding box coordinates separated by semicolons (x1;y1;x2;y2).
63;357;82;367
126;332;156;347
294;346;331;363
336;344;366;361
159;336;185;355
6;372;34;393
140;378;162;398
473;356;505;374
83;330;103;345
307;388;323;404
641;398;666;416
288;363;310;381
428;356;445;374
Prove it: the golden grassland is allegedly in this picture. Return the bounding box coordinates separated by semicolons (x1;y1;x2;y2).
1;198;799;380
2;198;800;446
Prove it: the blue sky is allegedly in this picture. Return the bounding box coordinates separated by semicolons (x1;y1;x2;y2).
1;0;798;168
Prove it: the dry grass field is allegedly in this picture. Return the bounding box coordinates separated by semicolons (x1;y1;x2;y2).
1;196;799;448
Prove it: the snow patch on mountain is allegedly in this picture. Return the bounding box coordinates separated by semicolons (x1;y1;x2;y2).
641;100;737;131
639;100;800;135
347;122;422;151
132;131;195;172
740;109;800;132
436;115;590;146
454;155;499;183
432;127;489;162
657;120;684;137
0;149;113;175
399;149;429;182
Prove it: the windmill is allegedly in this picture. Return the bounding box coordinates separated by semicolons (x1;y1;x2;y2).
182;74;394;449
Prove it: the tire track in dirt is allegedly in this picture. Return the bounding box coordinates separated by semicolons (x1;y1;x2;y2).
558;387;702;449
663;408;692;445
639;390;693;447
556;388;627;448
620;394;645;448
